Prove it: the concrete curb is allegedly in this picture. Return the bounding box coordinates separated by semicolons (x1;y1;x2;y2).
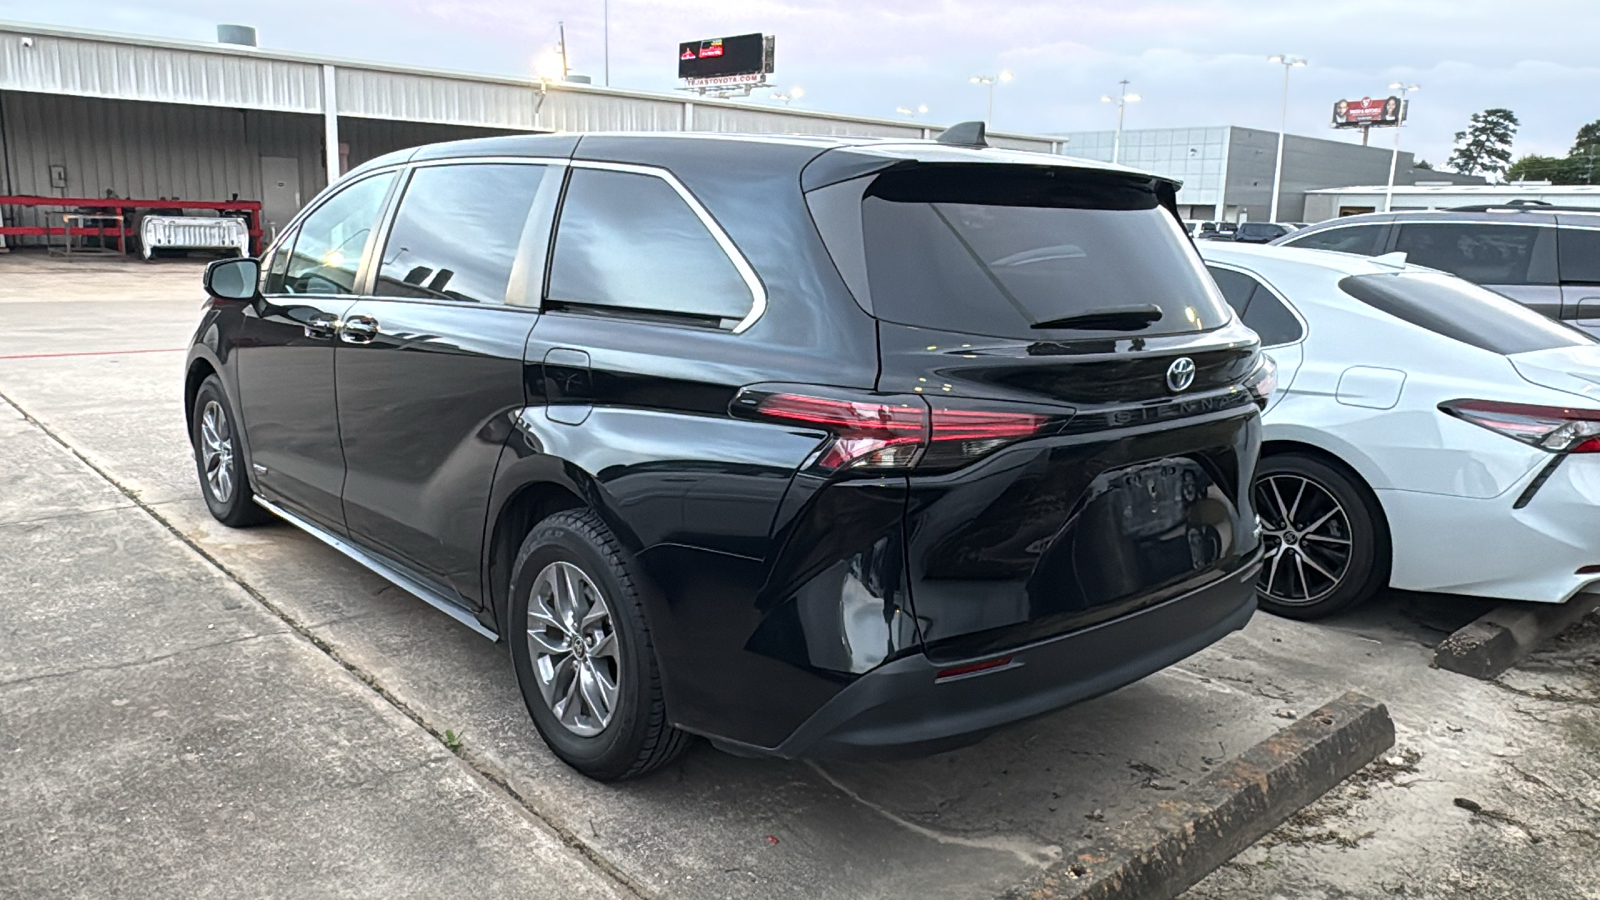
1433;593;1600;680
997;691;1394;900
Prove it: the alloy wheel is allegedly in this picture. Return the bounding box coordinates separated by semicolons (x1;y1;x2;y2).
1254;473;1354;606
199;400;235;504
526;561;621;737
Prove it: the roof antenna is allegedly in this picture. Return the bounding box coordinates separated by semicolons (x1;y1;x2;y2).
936;121;988;148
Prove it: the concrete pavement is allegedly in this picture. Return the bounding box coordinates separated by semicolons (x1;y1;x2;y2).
3;254;1597;899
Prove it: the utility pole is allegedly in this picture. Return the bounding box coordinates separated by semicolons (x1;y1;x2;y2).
603;0;609;86
1267;56;1306;223
1101;80;1141;165
559;21;569;80
1383;84;1419;213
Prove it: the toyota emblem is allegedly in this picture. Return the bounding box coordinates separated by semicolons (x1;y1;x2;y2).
1166;357;1196;393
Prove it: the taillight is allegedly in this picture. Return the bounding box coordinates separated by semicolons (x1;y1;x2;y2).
1243;355;1278;411
735;386;1054;472
1439;399;1600;453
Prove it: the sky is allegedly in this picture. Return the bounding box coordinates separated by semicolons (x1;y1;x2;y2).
5;0;1597;169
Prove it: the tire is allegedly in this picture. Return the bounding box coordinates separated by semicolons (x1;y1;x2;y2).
190;375;270;527
1252;453;1389;620
508;509;691;781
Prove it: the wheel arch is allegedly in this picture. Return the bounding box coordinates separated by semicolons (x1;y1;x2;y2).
183;356;220;438
484;479;588;635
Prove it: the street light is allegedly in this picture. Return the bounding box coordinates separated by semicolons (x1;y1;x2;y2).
969;70;1013;126
1384;82;1420;212
1100;80;1141;164
896;104;930;117
770;86;805;105
1267;55;1306;223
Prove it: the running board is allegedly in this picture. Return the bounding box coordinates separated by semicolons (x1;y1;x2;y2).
253;496;500;641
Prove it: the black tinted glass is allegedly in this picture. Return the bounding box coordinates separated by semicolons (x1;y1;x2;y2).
1242;288;1303;346
284;173;395;295
375;164;547;304
262;227;295;295
1558;227;1600;284
548;168;753;323
1205;265;1258;313
860;166;1230;338
1284;224;1383;255
1393;223;1551;286
1339;272;1590;355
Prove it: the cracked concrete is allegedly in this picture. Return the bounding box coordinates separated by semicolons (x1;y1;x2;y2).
5;254;1599;899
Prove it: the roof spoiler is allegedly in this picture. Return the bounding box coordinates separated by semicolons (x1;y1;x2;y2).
935;121;988;148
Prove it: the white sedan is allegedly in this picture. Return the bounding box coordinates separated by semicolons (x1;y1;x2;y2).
1198;242;1600;618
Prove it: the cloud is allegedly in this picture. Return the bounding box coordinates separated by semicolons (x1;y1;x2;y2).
14;0;1597;167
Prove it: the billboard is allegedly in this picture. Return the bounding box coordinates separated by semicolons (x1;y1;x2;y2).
1331;96;1405;129
678;33;774;85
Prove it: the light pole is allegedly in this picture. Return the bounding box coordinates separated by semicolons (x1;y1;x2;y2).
1100;80;1141;164
1267;55;1306;223
1384;83;1419;212
896;104;930;117
969;71;1013;126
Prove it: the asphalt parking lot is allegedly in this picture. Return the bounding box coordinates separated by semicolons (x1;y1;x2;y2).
2;254;1597;899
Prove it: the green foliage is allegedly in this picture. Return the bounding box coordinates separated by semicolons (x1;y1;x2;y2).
1414;159;1434;170
1573;119;1600;155
444;729;462;751
1448;108;1519;179
1506;153;1595;184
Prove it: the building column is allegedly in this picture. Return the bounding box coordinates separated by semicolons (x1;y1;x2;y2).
322;64;341;185
683;101;694;131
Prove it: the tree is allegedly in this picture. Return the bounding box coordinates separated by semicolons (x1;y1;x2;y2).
1505;153;1587;184
1448;108;1519;180
1573;118;1600;155
1414;159;1434;170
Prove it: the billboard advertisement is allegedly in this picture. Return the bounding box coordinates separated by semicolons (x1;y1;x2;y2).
1331;96;1405;128
678;33;773;83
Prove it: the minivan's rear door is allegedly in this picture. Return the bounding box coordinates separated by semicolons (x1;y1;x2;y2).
827;162;1263;657
1555;218;1600;337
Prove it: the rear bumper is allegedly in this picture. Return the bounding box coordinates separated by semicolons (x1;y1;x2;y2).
1382;454;1600;602
712;556;1259;760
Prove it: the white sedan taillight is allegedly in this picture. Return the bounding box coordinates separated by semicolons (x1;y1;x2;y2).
1439;399;1600;453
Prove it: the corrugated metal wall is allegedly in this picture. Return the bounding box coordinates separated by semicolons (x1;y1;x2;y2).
0;91;513;244
0;28;321;113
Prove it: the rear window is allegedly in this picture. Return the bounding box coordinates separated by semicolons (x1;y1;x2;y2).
1339;272;1591;355
859;166;1230;338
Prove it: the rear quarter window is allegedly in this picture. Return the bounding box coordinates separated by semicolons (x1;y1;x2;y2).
1339;272;1592;355
857;165;1231;339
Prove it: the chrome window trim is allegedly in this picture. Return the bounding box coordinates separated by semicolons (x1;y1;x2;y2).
1202;261;1309;350
560;159;768;334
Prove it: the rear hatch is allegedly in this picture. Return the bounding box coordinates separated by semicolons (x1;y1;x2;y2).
810;159;1265;659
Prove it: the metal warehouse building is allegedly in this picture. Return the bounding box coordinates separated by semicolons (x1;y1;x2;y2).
1054;126;1483;224
0;20;1066;245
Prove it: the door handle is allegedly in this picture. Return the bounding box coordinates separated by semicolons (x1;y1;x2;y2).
340;316;380;343
303;312;340;339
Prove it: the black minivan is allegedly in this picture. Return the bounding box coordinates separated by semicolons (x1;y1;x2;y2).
187;128;1271;780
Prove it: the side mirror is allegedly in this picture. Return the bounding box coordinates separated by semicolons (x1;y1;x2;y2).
204;257;261;301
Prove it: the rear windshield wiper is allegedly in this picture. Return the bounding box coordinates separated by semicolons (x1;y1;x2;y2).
1030;304;1164;331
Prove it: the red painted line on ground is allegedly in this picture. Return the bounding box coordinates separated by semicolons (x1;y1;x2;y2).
0;347;186;361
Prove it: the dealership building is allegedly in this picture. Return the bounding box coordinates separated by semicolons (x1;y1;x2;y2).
1053;126;1483;224
0;19;1482;248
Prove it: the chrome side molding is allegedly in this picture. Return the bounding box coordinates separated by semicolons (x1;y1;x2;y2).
253;496;499;641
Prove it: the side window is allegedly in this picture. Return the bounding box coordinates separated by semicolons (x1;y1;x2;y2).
1242;288;1304;346
1557;227;1600;284
1205;265;1259;314
547;167;755;325
1205;265;1303;345
1393;223;1552;286
261;227;297;295
283;172;396;296
1282;224;1384;256
375;164;549;304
